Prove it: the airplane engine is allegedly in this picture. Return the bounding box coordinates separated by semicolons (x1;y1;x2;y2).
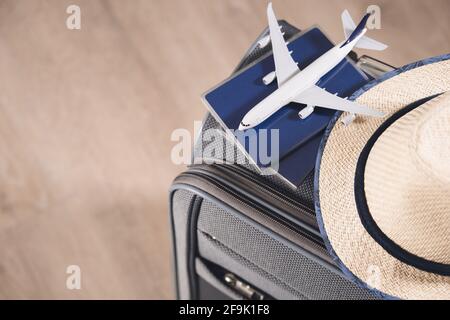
262;71;276;85
257;34;271;48
341;113;356;126
298;105;315;119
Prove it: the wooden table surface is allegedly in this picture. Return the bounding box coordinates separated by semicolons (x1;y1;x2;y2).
0;0;448;299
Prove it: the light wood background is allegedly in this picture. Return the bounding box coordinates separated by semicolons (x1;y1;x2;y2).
0;0;448;299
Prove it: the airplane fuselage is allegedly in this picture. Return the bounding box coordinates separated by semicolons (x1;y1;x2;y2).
239;30;366;130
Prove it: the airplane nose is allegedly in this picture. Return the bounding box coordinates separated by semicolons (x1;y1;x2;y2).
238;121;252;131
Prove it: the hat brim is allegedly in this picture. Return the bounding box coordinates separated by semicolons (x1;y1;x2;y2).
314;54;450;300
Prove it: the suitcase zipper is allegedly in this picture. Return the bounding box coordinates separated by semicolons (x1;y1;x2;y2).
219;164;315;216
178;165;327;251
224;273;265;300
186;165;318;230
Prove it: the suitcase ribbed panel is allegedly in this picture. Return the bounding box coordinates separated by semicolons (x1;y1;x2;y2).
197;232;306;300
172;189;195;219
197;199;376;300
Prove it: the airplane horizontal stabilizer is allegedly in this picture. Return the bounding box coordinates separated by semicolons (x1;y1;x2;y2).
355;35;388;51
341;9;388;51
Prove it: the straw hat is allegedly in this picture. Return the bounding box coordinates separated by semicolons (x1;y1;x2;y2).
314;54;450;300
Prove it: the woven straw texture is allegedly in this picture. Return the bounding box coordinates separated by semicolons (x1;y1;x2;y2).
318;59;450;300
366;93;450;265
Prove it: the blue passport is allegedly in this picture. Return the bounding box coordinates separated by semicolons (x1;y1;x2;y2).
202;27;368;188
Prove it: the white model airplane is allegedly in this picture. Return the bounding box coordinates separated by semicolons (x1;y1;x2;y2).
238;3;387;130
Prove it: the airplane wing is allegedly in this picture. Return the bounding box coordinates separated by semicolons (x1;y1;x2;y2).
292;85;384;117
267;3;300;86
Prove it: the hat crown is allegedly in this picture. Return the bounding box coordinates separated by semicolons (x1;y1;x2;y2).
317;57;450;299
364;92;450;268
416;101;450;183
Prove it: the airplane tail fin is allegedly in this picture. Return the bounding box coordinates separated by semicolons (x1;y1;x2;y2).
342;9;357;39
341;9;388;51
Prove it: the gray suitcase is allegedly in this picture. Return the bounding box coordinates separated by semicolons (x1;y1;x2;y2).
169;21;394;300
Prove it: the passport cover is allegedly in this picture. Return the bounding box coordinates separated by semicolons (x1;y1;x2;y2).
202;27;369;188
